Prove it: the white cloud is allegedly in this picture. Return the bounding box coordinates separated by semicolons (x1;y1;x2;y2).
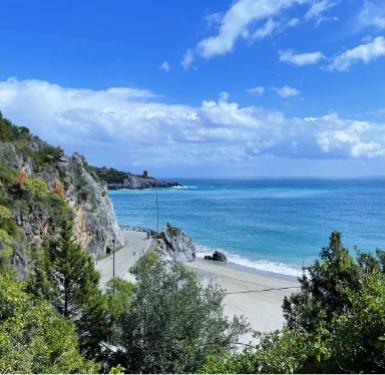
247;86;265;95
204;12;223;28
287;17;299;26
195;0;302;59
356;0;385;30
315;117;384;158
182;0;341;65
304;0;339;25
181;49;194;70
273;85;301;97
0;79;383;168
329;36;385;71
252;18;280;39
160;61;171;72
279;49;325;66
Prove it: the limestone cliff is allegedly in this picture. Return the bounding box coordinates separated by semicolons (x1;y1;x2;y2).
0;114;123;271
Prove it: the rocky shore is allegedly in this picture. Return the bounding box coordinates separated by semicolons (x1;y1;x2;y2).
90;166;181;190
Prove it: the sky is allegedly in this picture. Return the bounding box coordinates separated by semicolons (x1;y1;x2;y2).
0;0;384;178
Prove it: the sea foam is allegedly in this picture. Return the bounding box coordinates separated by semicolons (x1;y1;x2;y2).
196;245;302;277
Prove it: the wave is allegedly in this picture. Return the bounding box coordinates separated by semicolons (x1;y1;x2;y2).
196;245;302;277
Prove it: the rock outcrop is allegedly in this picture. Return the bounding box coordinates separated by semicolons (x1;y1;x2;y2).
155;223;196;262
204;250;227;262
53;154;124;258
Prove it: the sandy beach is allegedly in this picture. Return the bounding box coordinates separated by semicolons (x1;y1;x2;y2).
186;259;299;344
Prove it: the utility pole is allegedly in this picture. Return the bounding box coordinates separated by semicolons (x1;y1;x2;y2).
156;192;159;233
112;238;116;281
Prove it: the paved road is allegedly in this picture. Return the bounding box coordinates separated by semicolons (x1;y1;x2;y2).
96;230;153;287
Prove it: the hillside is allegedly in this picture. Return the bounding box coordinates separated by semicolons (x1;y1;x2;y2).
0;112;123;274
90;166;181;190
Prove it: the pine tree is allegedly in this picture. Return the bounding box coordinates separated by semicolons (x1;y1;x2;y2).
28;220;109;359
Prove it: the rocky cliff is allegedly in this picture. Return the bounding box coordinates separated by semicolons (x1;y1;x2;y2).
0;114;124;274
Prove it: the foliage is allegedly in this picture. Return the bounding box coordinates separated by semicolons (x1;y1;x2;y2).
0;204;19;272
90;166;129;184
25;176;69;221
129;250;160;274
324;271;385;372
283;231;384;331
201;232;385;374
0;275;98;373
27;220;110;359
202;328;328;374
33;144;64;171
109;258;247;373
0;113;30;143
105;278;135;322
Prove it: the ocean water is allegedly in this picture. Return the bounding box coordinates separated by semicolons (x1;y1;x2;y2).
109;178;385;277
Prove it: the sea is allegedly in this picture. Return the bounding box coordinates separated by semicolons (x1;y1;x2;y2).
109;178;385;277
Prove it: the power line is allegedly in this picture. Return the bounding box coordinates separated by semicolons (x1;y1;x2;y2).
224;286;298;295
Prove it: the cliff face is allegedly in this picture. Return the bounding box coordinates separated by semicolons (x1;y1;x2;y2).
41;154;124;257
0;115;123;272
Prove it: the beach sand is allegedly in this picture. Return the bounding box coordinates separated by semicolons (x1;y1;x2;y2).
186;259;299;344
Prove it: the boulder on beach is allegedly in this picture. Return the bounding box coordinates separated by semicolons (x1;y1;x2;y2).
204;250;227;262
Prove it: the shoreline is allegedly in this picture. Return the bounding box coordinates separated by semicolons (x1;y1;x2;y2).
201;257;299;283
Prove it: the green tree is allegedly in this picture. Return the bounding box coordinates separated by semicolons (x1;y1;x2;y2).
282;231;362;331
0;275;98;373
324;271;385;372
27;220;109;359
110;258;247;373
105;277;135;324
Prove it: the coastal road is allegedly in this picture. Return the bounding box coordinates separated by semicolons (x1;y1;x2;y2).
96;230;153;287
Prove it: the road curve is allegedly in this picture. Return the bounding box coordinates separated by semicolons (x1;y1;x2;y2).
96;230;153;287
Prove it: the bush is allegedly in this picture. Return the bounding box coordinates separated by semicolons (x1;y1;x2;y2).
33;144;64;171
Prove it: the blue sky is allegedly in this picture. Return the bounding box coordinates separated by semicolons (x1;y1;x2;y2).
0;0;384;177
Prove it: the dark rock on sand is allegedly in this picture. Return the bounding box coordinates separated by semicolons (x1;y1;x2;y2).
204;250;227;262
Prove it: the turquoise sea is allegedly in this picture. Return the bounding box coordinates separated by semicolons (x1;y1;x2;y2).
109;178;385;276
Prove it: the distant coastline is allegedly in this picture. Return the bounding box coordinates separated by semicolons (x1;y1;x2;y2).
90;165;181;190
